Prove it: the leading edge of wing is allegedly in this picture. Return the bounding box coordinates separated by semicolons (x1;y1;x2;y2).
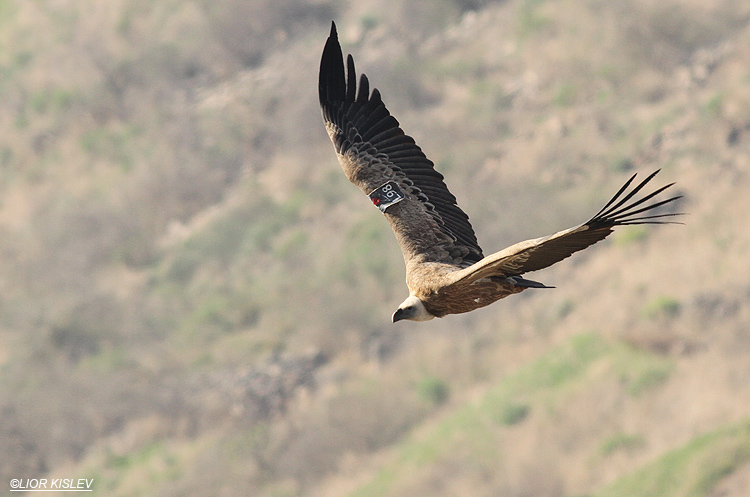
319;22;484;264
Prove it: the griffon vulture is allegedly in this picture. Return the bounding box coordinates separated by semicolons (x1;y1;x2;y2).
318;22;681;323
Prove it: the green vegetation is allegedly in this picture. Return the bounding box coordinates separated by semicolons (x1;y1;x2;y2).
518;0;552;38
553;82;578;107
342;215;397;280
627;363;673;396
642;296;683;320
614;225;650;246
417;375;451;406
80;125;141;171
702;92;724;118
360;14;379;31
610;341;675;396
346;333;692;496
496;402;531;426
600;432;647;456
501;333;606;391
349;334;610;497
597;421;750;497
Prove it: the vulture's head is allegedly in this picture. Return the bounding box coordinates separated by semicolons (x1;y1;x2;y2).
393;296;435;323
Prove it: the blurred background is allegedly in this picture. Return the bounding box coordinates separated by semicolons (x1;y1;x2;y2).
1;0;749;495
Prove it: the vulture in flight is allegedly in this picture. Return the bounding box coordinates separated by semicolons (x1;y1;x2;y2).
318;22;681;323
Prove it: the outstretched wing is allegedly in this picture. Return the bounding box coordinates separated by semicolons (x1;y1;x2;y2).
450;170;682;284
319;22;483;266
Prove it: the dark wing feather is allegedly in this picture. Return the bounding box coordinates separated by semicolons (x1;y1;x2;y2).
451;170;683;284
319;22;483;264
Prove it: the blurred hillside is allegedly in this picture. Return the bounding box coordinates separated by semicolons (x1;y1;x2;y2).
1;0;749;496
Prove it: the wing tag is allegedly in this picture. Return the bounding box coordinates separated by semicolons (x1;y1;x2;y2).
369;181;406;212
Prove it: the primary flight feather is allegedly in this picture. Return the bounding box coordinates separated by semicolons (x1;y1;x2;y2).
318;22;682;323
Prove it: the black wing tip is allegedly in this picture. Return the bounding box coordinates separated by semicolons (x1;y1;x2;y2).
320;22;377;111
319;21;345;106
319;22;367;109
590;170;685;228
322;21;341;59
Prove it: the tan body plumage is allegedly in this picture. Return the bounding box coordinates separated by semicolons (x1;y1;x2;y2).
319;22;681;322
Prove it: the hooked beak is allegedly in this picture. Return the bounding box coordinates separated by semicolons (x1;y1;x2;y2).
392;308;406;323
